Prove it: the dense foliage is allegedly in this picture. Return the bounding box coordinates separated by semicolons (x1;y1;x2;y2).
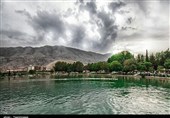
53;49;170;73
107;51;134;64
54;61;84;72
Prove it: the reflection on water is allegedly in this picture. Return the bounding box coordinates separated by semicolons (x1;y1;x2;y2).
0;76;170;114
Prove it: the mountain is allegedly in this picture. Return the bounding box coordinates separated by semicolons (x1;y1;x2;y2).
0;45;111;69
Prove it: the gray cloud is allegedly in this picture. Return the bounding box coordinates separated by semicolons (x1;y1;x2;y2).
95;11;118;52
16;10;66;44
126;17;133;24
14;0;123;53
0;29;36;46
30;10;65;36
108;1;126;13
0;29;33;40
85;0;97;14
76;0;123;52
15;9;31;19
2;0;168;54
70;25;86;47
78;0;97;15
117;10;130;14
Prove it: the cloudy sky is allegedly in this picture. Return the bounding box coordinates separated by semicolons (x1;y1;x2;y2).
0;0;169;54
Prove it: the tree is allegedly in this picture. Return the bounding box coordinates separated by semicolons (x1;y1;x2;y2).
149;54;158;70
97;61;109;72
141;54;144;62
123;59;137;73
164;59;170;69
137;54;141;62
109;61;123;72
66;63;73;72
72;61;84;72
54;61;67;72
143;61;152;71
157;66;164;71
145;50;149;62
107;51;133;64
29;70;36;74
137;62;146;72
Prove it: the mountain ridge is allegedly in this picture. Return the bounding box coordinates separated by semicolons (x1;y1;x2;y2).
0;45;111;69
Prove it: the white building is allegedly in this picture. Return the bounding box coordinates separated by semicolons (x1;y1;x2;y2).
27;65;35;71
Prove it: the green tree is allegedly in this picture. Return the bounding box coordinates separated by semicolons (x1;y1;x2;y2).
145;50;149;62
137;62;146;72
141;54;144;62
149;54;158;70
123;59;137;73
107;51;133;64
164;59;170;69
97;61;109;72
72;61;84;72
137;54;141;62
143;61;152;71
54;61;67;72
157;65;164;71
109;61;123;72
29;70;36;74
66;63;73;72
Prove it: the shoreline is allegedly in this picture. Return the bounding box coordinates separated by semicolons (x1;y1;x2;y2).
1;73;170;82
112;74;170;80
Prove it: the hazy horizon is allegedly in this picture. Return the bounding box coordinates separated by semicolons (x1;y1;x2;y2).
0;0;170;55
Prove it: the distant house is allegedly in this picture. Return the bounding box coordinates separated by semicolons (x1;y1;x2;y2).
27;65;47;71
34;66;41;71
27;65;35;71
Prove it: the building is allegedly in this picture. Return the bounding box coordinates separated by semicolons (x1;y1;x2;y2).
27;65;47;71
27;65;35;71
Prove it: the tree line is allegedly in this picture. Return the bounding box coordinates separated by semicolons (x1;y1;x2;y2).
53;49;170;73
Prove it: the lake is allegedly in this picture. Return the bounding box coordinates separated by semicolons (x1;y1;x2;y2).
0;76;170;114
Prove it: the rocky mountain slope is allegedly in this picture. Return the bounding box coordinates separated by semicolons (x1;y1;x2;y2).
0;45;111;69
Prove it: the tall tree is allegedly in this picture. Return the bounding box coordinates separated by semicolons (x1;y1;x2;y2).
145;50;149;62
141;54;144;62
149;54;158;70
137;54;141;62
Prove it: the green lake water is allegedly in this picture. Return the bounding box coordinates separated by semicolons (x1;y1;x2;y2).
0;77;170;114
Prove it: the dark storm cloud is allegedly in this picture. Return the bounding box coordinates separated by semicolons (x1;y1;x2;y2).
108;1;126;13
0;29;36;46
1;29;32;40
13;0;126;53
16;10;66;43
30;10;65;36
85;0;97;14
94;11;118;52
78;0;97;15
70;25;86;47
74;0;126;52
